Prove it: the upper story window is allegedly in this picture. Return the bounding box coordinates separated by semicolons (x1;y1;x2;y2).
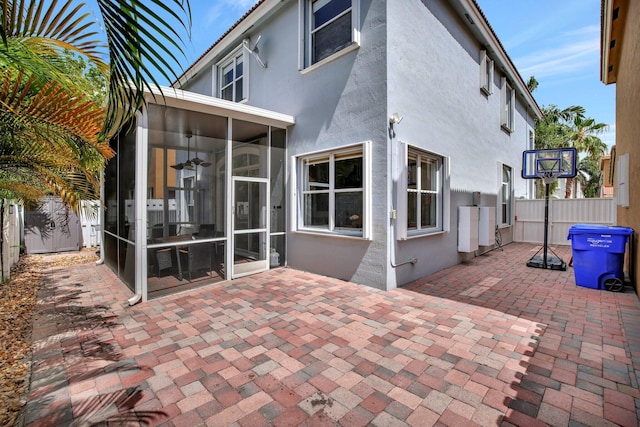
300;0;360;69
480;49;493;95
501;77;515;132
218;49;246;102
295;142;371;238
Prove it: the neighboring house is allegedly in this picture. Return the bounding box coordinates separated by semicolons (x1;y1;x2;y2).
601;0;639;290
599;148;615;198
104;0;541;302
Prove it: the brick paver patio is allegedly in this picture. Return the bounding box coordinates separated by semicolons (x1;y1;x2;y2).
24;243;640;426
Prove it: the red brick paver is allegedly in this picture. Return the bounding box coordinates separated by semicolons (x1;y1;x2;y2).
24;243;640;425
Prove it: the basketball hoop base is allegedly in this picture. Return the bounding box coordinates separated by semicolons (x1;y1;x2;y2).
526;254;567;271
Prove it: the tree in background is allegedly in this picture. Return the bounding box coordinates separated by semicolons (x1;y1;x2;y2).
0;0;191;210
533;104;608;198
577;156;603;198
564;115;608;198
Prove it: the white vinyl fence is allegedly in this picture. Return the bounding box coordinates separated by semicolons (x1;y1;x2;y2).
514;198;617;246
1;200;22;281
80;200;101;248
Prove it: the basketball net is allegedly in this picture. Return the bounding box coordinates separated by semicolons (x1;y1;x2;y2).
538;172;559;185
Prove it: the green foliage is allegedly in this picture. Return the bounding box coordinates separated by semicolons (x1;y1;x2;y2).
534;104;608;199
96;0;192;135
526;75;539;93
0;0;191;211
577;157;603;198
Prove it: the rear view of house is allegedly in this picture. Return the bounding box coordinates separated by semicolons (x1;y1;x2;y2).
104;0;541;301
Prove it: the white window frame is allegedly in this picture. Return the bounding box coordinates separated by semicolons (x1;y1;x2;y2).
480;49;494;95
500;164;512;226
294;141;371;239
298;0;360;71
216;47;247;102
397;143;449;239
501;77;515;132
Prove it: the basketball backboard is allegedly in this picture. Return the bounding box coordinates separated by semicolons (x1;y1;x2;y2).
521;148;577;179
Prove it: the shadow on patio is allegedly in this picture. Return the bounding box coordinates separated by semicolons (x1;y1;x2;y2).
403;242;640;426
23;242;640;426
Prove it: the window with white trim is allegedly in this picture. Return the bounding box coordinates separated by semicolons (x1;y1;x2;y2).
407;147;444;234
297;143;370;237
217;49;245;102
501;78;515;132
501;164;512;225
301;0;359;68
480;50;493;95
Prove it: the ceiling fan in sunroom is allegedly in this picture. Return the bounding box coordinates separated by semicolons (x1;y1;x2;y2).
171;133;211;170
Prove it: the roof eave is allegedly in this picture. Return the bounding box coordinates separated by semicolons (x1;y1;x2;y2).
144;86;295;128
174;0;287;88
462;0;543;119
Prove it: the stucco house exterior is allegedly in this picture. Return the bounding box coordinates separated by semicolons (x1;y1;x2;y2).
103;0;541;302
601;0;639;290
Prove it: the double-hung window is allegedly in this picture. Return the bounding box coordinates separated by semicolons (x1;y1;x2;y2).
396;144;448;239
501;78;515;132
501;165;512;225
297;143;370;238
301;0;359;68
218;49;245;102
480;49;493;95
407;148;443;233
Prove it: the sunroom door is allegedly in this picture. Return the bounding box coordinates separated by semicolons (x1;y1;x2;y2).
232;177;269;277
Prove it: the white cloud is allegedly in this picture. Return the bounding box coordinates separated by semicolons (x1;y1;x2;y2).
513;25;600;79
204;0;259;26
601;124;616;149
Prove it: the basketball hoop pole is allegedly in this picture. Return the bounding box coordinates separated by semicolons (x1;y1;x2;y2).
522;147;576;271
526;174;567;271
542;180;551;268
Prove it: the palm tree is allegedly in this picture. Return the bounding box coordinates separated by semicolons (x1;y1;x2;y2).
564;115;608;198
534;105;608;199
576;156;603;198
533;105;582;197
0;0;191;209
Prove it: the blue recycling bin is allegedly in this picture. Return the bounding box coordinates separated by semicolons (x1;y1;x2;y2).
567;224;633;290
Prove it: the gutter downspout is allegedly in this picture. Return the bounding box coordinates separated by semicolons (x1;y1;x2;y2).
96;173;105;265
388;121;418;270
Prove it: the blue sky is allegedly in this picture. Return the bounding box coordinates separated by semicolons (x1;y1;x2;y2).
475;0;616;147
82;0;615;147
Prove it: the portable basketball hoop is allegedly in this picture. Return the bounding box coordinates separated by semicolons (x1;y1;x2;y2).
521;148;577;270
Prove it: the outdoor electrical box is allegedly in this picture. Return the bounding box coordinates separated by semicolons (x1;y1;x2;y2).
458;206;479;253
479;207;496;246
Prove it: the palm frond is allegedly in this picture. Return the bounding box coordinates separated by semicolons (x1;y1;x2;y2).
0;68;113;157
2;0;106;65
97;0;191;135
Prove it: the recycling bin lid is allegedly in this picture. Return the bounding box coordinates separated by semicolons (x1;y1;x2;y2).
568;224;634;235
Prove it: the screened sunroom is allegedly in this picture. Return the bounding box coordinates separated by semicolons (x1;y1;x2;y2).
103;88;294;302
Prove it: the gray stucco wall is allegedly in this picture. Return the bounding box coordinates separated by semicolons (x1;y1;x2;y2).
385;0;535;288
179;0;537;291
182;1;391;289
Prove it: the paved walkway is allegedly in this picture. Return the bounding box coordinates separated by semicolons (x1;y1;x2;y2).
24;243;640;426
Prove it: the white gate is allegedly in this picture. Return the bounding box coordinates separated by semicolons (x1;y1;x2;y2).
514;198;616;245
